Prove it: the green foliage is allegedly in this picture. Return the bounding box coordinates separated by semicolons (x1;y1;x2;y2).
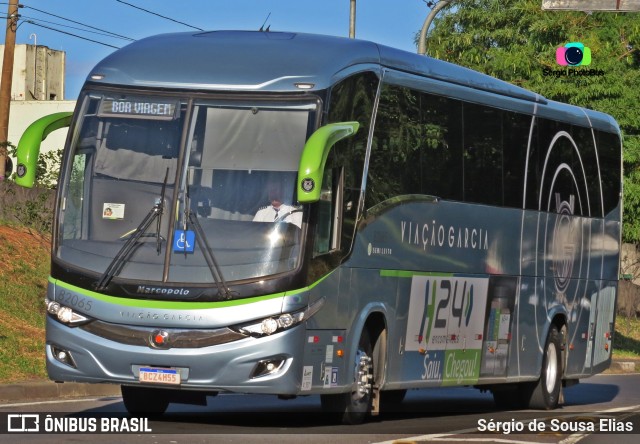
8;143;63;190
1;143;60;234
423;0;640;242
3;187;54;234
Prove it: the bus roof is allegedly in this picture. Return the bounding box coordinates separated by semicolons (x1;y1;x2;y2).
89;30;538;100
87;30;618;134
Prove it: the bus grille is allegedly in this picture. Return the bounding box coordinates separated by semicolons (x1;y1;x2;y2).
80;320;248;349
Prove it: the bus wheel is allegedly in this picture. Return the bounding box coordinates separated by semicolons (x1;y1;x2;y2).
525;325;562;410
320;329;374;424
121;385;170;416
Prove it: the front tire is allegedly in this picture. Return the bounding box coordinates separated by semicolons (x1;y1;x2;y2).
320;329;374;424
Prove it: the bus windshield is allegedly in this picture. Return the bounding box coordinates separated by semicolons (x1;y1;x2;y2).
57;90;316;287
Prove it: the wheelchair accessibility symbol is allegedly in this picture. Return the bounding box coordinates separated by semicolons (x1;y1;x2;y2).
173;229;195;253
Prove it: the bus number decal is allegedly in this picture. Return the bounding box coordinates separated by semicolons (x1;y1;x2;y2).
405;276;488;385
434;280;450;329
55;289;93;312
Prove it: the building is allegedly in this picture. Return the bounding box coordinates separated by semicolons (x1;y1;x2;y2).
0;44;65;101
0;44;75;180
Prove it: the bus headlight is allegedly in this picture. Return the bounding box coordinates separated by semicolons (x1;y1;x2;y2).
234;297;324;337
45;298;90;326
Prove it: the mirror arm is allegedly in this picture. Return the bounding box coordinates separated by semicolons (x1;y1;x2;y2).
296;121;359;203
15;112;73;188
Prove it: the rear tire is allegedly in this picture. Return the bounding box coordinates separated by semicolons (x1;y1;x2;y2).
121;385;170;416
320;329;374;424
524;325;562;409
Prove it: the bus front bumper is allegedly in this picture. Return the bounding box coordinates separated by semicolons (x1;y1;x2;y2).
45;316;306;394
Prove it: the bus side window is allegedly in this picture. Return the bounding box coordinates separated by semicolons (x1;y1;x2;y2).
313;166;344;256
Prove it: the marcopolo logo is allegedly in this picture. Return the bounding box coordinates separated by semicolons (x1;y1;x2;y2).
556;42;591;66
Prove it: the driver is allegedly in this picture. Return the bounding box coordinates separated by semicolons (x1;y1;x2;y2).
253;183;302;227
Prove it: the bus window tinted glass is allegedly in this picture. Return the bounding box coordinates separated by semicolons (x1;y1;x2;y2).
421;94;463;201
463;103;503;206
326;71;379;253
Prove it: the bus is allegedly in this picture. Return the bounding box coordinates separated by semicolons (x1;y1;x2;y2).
15;31;622;424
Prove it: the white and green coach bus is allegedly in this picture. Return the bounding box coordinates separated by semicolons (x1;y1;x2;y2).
15;31;622;424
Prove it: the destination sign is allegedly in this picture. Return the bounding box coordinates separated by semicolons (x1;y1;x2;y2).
98;98;178;120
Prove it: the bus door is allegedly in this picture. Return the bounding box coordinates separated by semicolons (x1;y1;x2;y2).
584;286;616;375
479;277;518;379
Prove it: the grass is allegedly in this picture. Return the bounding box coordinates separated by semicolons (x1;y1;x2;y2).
0;223;49;382
613;316;640;360
0;221;638;383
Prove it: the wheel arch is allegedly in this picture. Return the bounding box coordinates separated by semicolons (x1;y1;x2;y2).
550;312;568;379
348;304;390;386
358;306;389;416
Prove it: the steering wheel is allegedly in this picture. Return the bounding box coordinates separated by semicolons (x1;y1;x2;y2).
274;209;303;224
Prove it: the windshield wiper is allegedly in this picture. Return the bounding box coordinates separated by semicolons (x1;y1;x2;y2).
187;211;233;300
94;169;169;291
183;175;233;300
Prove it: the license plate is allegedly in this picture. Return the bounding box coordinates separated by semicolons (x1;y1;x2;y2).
139;367;181;385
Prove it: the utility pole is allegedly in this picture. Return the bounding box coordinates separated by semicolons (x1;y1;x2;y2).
0;0;19;180
349;0;356;38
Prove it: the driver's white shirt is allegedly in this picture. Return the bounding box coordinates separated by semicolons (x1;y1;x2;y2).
253;204;302;227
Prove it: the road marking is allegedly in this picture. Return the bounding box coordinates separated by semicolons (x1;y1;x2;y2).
557;405;640;444
377;435;542;444
0;397;118;408
373;405;640;444
596;404;640;413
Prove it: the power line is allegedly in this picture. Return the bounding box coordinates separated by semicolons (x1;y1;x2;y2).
115;0;203;31
22;4;133;41
20;14;134;41
23;21;121;49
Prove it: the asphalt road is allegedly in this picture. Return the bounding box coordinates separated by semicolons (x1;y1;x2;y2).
0;373;639;443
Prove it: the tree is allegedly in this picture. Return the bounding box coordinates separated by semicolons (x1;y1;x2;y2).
422;0;640;242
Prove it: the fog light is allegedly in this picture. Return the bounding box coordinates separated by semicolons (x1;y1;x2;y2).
251;357;287;378
51;345;77;368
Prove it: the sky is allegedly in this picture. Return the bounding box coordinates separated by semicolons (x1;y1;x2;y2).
6;0;430;99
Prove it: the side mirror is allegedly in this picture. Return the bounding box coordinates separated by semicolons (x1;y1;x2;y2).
296;122;360;203
15;112;73;188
